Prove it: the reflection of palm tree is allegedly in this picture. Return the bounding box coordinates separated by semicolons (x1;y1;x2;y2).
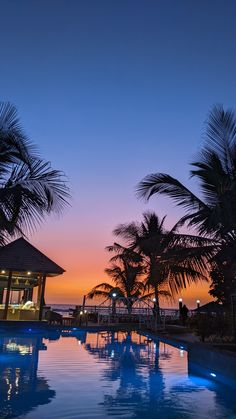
143;341;166;416
0;335;55;418
84;332;166;414
84;332;217;417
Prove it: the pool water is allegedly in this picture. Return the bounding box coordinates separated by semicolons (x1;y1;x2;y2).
0;330;236;418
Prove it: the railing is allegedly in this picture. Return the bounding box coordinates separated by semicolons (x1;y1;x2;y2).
45;303;202;331
53;304;192;320
64;305;183;318
67;305;183;318
50;304;197;328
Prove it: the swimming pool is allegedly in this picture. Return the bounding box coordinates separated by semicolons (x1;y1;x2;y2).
0;330;235;418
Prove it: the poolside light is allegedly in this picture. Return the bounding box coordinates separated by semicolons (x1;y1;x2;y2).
210;373;216;378
84;310;87;313
80;311;83;315
28;329;32;332
178;298;183;310
112;293;117;298
1;270;5;274
72;327;77;331
27;271;31;275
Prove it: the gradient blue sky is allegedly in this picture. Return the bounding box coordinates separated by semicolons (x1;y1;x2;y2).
0;0;236;306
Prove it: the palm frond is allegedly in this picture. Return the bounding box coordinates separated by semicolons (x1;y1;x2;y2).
137;173;206;212
110;211;214;301
0;102;37;165
0;159;70;235
203;105;236;174
87;283;114;299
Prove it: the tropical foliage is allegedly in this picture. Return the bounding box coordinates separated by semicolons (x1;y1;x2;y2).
209;234;236;305
87;252;144;314
137;105;236;305
112;211;215;315
88;212;215;316
0;102;69;243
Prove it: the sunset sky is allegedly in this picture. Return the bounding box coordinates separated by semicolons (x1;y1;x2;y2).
1;0;236;308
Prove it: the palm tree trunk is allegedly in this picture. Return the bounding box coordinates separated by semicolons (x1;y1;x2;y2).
112;298;116;315
154;287;160;331
127;299;132;315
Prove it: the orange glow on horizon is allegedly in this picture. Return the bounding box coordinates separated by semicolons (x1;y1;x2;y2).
32;220;214;310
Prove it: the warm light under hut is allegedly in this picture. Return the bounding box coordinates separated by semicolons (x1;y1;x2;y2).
0;237;64;321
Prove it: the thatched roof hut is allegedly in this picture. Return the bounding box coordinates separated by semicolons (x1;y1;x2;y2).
0;237;64;275
0;238;65;320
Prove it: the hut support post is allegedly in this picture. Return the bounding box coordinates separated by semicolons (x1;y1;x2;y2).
23;289;28;303
28;288;33;301
3;271;12;320
39;274;46;321
37;277;42;308
0;289;4;304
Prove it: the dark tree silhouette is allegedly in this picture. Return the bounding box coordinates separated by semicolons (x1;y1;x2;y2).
138;105;236;303
87;251;144;314
0;102;69;243
112;212;215;319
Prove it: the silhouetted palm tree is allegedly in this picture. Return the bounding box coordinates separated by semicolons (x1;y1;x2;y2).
113;212;215;317
137;105;236;238
107;242;171;311
0;102;69;243
137;105;236;302
209;232;236;305
87;253;144;314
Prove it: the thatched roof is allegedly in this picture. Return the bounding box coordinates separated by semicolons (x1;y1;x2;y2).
0;238;64;276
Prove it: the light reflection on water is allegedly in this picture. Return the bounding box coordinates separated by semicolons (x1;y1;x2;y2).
0;331;235;418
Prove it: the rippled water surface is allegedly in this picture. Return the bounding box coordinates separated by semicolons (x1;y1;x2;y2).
0;330;236;418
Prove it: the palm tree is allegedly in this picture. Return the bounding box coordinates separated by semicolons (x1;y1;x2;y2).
87;254;145;314
106;242;171;313
0;102;36;166
113;212;215;319
137;105;236;238
0;102;69;243
137;105;236;303
209;232;236;306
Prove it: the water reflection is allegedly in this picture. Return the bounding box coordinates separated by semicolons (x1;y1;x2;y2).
82;331;234;418
83;332;169;416
0;331;236;418
0;335;55;418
